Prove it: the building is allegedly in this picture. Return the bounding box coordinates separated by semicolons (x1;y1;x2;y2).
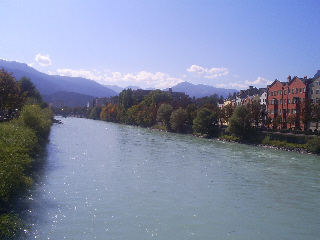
87;96;118;108
267;76;311;130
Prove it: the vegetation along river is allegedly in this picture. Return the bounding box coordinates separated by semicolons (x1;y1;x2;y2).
18;117;320;239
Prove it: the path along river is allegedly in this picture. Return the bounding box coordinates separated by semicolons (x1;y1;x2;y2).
18;117;320;239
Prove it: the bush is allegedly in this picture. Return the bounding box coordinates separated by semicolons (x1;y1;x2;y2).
306;137;320;154
0;105;53;238
18;105;53;142
0;213;23;239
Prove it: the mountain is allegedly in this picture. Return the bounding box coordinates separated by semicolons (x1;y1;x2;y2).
104;84;124;93
0;59;117;97
168;81;238;98
42;91;95;108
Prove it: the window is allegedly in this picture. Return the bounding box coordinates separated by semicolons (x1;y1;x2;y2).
316;89;319;94
288;99;291;104
284;90;287;95
280;99;282;104
292;98;296;104
317;81;320;86
303;87;306;93
280;90;283;95
292;89;294;94
271;109;274;114
271;92;273;96
288;89;290;94
280;109;282;114
317;98;319;103
268;91;270;96
277;90;279;95
292;109;296;114
311;99;314;103
284;99;286;104
296;88;298;93
274;91;276;96
311;90;314;94
299;88;302;93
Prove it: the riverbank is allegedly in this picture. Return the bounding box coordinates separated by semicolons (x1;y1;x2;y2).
149;123;318;155
0;105;53;239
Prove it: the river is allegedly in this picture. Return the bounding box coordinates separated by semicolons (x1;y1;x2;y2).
18;117;320;239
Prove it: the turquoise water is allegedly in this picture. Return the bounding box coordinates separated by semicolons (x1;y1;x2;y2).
19;117;320;239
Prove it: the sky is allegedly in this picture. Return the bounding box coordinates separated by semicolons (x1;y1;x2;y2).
1;0;320;90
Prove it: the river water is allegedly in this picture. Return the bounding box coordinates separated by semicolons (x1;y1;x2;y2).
19;117;320;239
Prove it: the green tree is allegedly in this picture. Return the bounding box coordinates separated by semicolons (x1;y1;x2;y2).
118;88;134;110
0;68;21;112
19;77;43;104
170;107;187;133
193;108;218;135
227;105;253;140
90;106;102;120
223;103;234;123
248;101;261;128
156;103;173;130
311;103;320;130
147;90;172;106
273;115;282;130
185;104;198;124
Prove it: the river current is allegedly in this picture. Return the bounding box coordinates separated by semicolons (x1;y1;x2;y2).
18;117;320;239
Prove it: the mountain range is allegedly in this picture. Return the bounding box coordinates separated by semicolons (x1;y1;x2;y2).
0;59;238;107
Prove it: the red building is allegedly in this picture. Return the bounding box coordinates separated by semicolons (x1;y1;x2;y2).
267;76;311;130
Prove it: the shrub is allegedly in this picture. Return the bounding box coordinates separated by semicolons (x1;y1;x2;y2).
306;137;320;154
0;213;23;239
18;105;53;142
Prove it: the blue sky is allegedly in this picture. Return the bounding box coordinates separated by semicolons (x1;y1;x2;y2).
1;0;319;90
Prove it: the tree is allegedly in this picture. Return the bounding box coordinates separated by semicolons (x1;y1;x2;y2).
223;103;234;123
148;90;172;106
156;104;173;130
227;105;253;140
100;103;118;122
118;88;134;110
193;108;218;135
311;103;320;130
170;107;187;133
0;68;21;112
286;114;295;129
248;101;261;128
19;77;42;103
90;106;102;120
300;100;312;130
273;115;282;130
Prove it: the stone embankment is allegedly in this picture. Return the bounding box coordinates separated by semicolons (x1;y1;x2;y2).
216;138;313;155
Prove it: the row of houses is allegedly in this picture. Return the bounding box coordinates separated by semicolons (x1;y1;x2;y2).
222;70;320;131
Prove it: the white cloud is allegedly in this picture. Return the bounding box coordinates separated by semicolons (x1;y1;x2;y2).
216;82;248;89
187;65;229;79
35;54;51;66
57;68;104;82
55;68;183;89
28;63;35;67
245;77;272;86
187;65;207;74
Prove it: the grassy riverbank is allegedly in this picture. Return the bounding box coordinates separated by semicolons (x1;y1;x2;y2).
0;104;53;239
